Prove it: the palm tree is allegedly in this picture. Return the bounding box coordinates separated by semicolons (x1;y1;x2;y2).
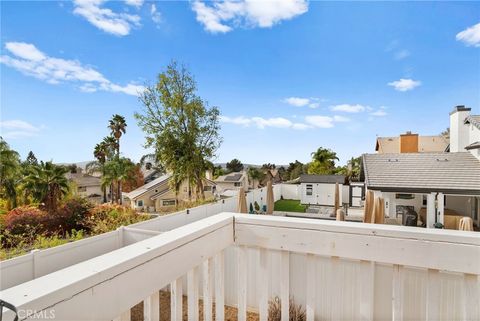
310;147;339;174
86;141;111;203
108;114;127;156
102;157;135;204
23;161;69;212
0;138;21;209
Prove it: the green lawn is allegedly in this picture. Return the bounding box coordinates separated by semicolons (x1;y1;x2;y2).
274;199;307;213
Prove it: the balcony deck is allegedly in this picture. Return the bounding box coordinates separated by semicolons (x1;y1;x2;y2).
1;212;479;321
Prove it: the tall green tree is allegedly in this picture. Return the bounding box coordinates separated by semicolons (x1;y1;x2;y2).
23;161;69;212
86;141;113;203
102;157;136;205
135;61;222;201
247;167;265;189
226;158;244;173
0;138;21;209
308;147;339;174
108;114;127;156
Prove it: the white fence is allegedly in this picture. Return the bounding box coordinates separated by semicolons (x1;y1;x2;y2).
1;184;300;291
1;213;479;321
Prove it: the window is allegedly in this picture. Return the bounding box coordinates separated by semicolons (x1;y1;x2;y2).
78;186;87;192
234;182;241;187
136;200;144;207
306;184;313;196
204;186;212;191
162;199;176;206
396;193;414;200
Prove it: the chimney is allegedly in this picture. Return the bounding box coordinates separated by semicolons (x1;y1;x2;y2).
400;131;419;153
449;105;471;152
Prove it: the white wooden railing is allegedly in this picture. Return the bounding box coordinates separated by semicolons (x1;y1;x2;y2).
0;184;294;291
1;213;479;321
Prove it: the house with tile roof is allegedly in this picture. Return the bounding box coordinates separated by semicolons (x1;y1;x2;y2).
375;132;448;153
363;105;480;230
214;171;249;195
123;174;216;212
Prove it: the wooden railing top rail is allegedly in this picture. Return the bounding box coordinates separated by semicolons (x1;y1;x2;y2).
0;213;234;321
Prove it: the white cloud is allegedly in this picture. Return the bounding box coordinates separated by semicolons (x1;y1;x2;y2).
394;49;410;60
304;115;334;128
150;4;162;25
125;0;144;8
0;41;144;96
333;115;350;122
330;104;366;113
456;22;480;47
283;97;320;108
283;97;309;107
192;0;308;33
0;120;43;139
388;78;421;92
73;0;141;36
5;42;46;61
221;115;311;130
370;107;388;117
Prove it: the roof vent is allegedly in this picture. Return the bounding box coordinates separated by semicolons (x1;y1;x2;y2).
436;158;449;162
388;159;399;162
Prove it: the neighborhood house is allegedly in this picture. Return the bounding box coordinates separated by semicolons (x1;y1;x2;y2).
123;174;216;212
299;174;346;206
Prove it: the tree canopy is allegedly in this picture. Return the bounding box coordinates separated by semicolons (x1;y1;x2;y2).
135;62;222;199
226;158;244;173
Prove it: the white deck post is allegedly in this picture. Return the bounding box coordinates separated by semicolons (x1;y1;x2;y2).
437;193;444;226
214;251;225;321
259;248;269;321
426;193;436;228
280;251;290;321
144;291;160;321
392;264;404;321
237;246;247;321
306;254;316;321
171;278;183;321
187;267;199;321
203;258;213;321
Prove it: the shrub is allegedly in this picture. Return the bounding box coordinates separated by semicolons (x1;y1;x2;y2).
54;198;93;234
254;201;260;211
83;204;150;235
4;206;47;237
268;296;305;321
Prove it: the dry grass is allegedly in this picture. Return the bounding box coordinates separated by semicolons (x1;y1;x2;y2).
267;297;305;321
131;291;259;321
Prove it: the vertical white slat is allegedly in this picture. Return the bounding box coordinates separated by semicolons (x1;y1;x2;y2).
280;251;290;321
330;256;341;321
171;278;183;321
113;310;131;321
237;246;247;321
463;274;480;320
203;258;213;321
359;260;374;321
259;248;269;321
437;193;444;226
187;267;199;321
306;254;316;321
426;193;436;228
426;269;440;321
144;291;160;321
392;264;404;321
214;251;225;321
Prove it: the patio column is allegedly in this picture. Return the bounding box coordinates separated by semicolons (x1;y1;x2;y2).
426;193;436;228
437;193;444;226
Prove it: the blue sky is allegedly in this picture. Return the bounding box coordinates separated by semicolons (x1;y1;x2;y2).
1;1;479;166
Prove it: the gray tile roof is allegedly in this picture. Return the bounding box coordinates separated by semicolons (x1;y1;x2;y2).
362;152;480;194
299;174;345;184
465;115;480;130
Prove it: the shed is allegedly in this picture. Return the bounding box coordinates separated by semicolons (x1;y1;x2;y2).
299;174;346;206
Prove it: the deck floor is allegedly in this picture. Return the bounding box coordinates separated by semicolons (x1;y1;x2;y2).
131;291;260;321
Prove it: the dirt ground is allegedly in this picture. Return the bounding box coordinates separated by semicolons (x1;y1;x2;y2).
131;291;259;321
